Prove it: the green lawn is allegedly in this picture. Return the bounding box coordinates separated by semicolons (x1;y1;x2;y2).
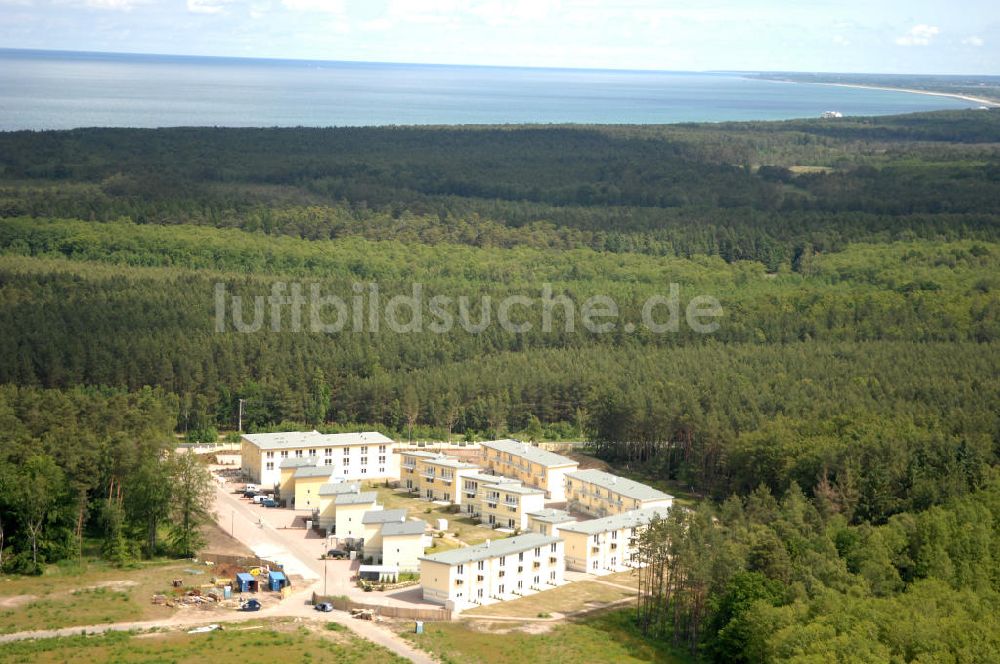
404;610;696;664
368;485;508;546
0;621;407;663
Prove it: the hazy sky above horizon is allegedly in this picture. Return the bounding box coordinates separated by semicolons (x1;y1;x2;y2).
1;0;997;74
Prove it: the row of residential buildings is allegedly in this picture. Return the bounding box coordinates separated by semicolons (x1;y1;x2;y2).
240;431;675;609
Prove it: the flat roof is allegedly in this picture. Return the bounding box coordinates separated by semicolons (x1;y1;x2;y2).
279;457;319;469
382;520;427;536
420;533;560;566
527;509;576;525
318;482;360;496
336;491;378;506
566;469;673;502
421;454;480;470
558;507;671;536
243;430;393;451
362;508;407;525
294;466;334;479
268;571;287;580
481;439;579;468
400;450;439;459
484;483;544;496
463;472;517;485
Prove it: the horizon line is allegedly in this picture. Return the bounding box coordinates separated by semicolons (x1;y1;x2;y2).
1;46;995;79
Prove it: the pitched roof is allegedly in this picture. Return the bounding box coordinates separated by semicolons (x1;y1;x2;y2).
420;454;480;470
336;491;378;506
527;509;576;525
279;457;319;469
242;430;392;451
318;482;360;496
463;472;518;485
381;520;427;537
481;439;578;468
558;507;671;536
294;465;334;479
420;533;560;566
565;469;673;503
362;508;407;525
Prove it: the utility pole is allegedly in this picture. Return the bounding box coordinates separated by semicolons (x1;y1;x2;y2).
238;398;245;433
231;510;234;537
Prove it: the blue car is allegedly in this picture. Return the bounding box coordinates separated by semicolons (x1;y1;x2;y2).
240;599;261;611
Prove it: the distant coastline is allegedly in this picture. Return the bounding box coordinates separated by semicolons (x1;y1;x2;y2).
814;81;999;108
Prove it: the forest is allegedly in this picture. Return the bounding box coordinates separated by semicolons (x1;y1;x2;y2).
1;111;999;660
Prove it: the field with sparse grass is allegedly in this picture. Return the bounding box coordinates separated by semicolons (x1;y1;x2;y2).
0;620;407;663
0;559;208;634
404;610;695;664
463;577;636;618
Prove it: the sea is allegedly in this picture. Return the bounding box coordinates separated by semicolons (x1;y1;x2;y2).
0;48;976;131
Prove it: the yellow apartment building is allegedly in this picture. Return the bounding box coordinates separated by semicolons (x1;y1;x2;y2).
479;439;578;500
564;469;673;517
560;507;670;574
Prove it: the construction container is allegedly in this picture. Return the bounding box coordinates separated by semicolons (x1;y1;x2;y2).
235;572;255;593
268;570;288;592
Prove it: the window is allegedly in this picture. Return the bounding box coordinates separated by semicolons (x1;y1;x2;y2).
592;534;600;544
477;588;483;598
361;468;367;474
534;575;540;585
378;444;387;453
266;462;274;470
457;564;464;575
280;450;289;458
295;450;303;458
550;571;556;580
498;584;505;594
499;556;506;566
360;456;368;465
611;530;618;540
324;458;333;466
308;448;317;456
266;451;274;459
343;448;350;457
592;560;599;570
324;448;332;456
360;446;368;454
534;547;540;556
518;552;524;562
378;455;386;464
517;580;523;589
550;543;557;553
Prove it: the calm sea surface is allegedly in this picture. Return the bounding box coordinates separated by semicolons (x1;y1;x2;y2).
0;49;975;130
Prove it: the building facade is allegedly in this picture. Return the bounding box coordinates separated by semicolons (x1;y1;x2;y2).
526;509;577;537
241;430;396;487
400;451;481;504
334;491;378;542
316;481;361;530
559;508;670;574
479;439;578;501
420;533;565;608
476;481;546;530
564;469;673;518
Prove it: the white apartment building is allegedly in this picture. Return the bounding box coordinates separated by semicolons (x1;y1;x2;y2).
420;533;565;609
241;431;397;487
559;507;670;575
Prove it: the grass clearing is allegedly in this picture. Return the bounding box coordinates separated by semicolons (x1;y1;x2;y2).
404;610;695;664
368;484;507;547
0;620;407;663
0;559;208;634
463;579;635;618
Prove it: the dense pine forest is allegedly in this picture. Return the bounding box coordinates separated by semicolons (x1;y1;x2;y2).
1;111;999;660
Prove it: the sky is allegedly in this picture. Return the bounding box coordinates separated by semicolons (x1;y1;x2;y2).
1;0;997;74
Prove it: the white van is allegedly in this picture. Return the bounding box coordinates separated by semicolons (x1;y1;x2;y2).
245;483;258;493
252;494;267;504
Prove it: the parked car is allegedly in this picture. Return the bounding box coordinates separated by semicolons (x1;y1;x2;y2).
252;495;267;504
243;490;257;499
262;498;279;508
314;602;334;612
240;599;261;612
326;549;348;559
244;483;258;493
